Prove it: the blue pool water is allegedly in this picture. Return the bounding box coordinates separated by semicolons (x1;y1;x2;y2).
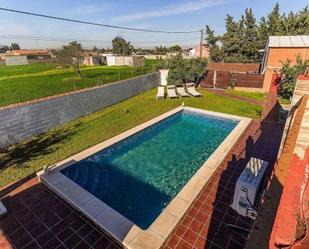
61;110;238;229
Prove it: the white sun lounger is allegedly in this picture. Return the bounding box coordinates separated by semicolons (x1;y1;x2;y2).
167;85;178;98
176;85;190;97
156;86;165;100
186;83;202;97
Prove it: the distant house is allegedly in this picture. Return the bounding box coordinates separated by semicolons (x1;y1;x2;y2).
5;49;52;59
261;35;309;91
5;49;52;66
0;53;5;61
105;56;145;67
187;46;209;58
83;55;102;66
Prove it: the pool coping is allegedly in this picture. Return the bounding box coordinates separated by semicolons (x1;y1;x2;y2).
37;106;251;249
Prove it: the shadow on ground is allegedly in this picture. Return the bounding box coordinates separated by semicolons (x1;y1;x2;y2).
0;122;83;170
203;95;284;249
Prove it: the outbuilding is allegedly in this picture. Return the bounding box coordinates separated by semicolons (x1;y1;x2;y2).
261;35;309;92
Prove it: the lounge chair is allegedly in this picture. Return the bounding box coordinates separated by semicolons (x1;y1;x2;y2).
186;83;202;97
156;86;165;100
166;85;178;99
176;85;190;97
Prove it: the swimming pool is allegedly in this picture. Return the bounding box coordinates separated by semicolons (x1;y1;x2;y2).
39;106;251;248
60;110;238;229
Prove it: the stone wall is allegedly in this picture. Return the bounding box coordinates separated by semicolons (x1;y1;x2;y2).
0;72;159;148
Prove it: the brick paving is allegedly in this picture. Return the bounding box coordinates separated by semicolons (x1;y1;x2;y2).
0;99;284;249
163;119;284;249
0;179;122;249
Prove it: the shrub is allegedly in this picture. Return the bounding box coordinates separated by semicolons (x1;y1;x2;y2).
278;55;308;100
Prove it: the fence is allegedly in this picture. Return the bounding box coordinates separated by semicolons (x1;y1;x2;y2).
200;70;264;89
0;72;159;148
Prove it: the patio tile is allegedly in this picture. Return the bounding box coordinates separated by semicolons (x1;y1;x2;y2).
84;228;103;246
92;235;114;248
165;234;181;248
175;238;192;249
188;219;204;234
62;232;83;248
182;228;198;245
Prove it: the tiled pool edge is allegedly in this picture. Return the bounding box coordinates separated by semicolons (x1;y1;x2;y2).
37;106;251;249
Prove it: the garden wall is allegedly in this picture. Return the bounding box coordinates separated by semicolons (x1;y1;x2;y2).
0;72;159;148
200;70;264;89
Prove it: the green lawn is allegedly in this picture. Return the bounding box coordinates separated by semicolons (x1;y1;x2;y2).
0;88;262;187
0;60;156;107
225;89;267;101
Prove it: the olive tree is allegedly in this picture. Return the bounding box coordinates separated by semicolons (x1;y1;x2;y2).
56;41;84;78
158;55;207;85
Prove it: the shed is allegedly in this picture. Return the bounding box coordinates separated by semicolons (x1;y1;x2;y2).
5;55;29;66
261;35;309;91
106;56;145;67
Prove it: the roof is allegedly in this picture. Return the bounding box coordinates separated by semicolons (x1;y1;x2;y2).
268;35;309;48
5;49;50;56
207;63;260;72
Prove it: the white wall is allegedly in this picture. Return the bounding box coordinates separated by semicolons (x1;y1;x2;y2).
106;56;116;66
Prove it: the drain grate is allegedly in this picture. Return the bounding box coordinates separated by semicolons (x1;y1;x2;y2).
0;201;7;217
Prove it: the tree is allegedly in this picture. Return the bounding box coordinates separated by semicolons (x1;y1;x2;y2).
56;41;84;78
267;2;283;36
258;17;269;48
205;2;309;63
221;15;244;62
154;46;168;55
282;7;309;35
169;45;182;52
242;8;260;62
112;36;134;56
10;43;20;50
0;45;10;53
278;55;309;99
161;55;208;85
205;25;223;62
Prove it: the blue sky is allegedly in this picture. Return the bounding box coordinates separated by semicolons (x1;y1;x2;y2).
0;0;307;49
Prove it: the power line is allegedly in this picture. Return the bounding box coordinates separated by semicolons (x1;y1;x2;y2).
0;34;198;45
0;7;201;34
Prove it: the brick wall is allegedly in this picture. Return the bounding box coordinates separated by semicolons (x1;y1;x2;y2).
0;72;159;148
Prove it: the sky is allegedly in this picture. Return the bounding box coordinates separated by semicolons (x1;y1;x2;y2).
0;0;308;49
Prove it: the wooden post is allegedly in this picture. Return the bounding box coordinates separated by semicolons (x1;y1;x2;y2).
200;29;204;58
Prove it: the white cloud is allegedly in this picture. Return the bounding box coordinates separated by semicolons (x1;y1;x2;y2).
113;0;231;22
69;3;114;15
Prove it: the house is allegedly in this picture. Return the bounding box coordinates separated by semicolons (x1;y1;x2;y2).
5;49;52;66
83;55;102;66
261;35;309;92
5;49;52;59
0;53;5;61
105;55;145;67
187;46;209;58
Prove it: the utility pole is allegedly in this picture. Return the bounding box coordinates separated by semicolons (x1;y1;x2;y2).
199;29;204;58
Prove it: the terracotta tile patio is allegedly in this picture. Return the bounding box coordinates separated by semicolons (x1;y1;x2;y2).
163;119;284;249
0;106;284;249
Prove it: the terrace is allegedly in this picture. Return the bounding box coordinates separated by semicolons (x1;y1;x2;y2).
0;80;286;249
